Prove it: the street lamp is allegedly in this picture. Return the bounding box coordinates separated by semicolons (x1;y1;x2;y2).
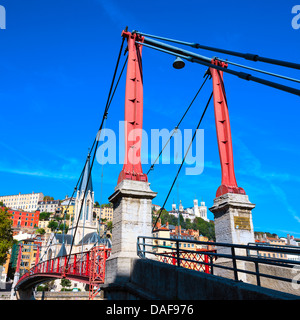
173;56;185;69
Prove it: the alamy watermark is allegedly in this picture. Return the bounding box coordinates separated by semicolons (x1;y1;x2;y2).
0;5;5;29
95;121;204;176
292;5;300;29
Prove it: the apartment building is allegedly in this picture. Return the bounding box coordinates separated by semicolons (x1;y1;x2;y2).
38;220;52;234
0;192;44;211
8;208;40;229
60;196;75;222
37;200;60;213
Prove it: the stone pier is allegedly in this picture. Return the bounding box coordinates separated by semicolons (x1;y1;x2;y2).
209;193;256;281
105;180;156;285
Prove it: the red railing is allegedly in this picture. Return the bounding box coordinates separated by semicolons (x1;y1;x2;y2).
18;246;111;285
157;249;216;273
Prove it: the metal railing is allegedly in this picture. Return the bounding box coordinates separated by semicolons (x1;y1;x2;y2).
137;236;300;288
17;246;111;287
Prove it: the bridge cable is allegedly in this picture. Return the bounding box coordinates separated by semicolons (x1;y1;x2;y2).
65;37;127;267
133;30;300;70
136;40;300;97
41;43;128;265
152;91;213;232
147;71;210;175
39;163;86;262
89;55;128;156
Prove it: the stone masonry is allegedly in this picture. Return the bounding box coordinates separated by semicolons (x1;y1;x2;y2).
105;180;156;285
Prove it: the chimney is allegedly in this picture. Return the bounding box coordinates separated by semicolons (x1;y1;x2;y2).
166;222;169;229
157;220;161;229
263;233;267;241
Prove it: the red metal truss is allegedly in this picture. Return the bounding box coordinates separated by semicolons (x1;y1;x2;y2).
210;59;246;197
157;250;216;274
88;246;110;300
117;30;148;184
16;246;111;295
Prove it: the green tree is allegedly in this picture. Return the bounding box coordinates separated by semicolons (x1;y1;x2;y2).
35;228;46;235
39;212;51;221
43;196;54;201
193;217;215;241
59;223;69;233
100;203;113;208
0;207;13;265
107;221;113;232
159;209;170;225
61;278;72;291
47;220;58;231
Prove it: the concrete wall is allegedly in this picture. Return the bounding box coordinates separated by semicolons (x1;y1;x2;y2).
35;291;104;300
212;259;300;296
103;258;300;300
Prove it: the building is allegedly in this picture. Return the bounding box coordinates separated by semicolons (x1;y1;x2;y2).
14;238;41;275
38;220;52;234
254;234;300;261
101;206;114;222
169;198;209;222
37;200;60;213
93;206;101;219
42;153;106;264
68;153;97;245
152;221;213;271
152;204;161;212
152;221;171;254
0;192;44;211
7;208;40;229
93;205;114;222
0;252;10;288
59;196;75;222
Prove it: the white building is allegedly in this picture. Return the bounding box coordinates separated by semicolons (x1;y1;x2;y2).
40;154;111;292
169;198;209;222
37;200;60;213
0;192;44;211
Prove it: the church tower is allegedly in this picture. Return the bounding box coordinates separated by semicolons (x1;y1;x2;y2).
199;200;208;221
68;153;97;246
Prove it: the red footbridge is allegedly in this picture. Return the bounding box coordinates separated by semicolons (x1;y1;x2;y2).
15;246;111;300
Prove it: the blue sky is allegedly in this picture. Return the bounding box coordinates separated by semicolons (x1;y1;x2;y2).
0;0;299;237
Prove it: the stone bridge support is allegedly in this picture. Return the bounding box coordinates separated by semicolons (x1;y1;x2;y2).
105;180;156;285
209;193;256;282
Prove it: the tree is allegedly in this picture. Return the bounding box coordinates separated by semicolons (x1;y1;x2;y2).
100;203;113;208
43;196;54;201
35;228;46;235
59;223;69;233
193;217;215;241
0;207;13;265
39;212;51;221
47;220;58;231
159;209;170;225
107;221;113;232
61;279;72;291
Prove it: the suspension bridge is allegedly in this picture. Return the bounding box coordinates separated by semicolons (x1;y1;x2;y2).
11;27;300;300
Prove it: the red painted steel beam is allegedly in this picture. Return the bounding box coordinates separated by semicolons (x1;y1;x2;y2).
15;244;22;273
210;59;246;197
118;30;148;184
